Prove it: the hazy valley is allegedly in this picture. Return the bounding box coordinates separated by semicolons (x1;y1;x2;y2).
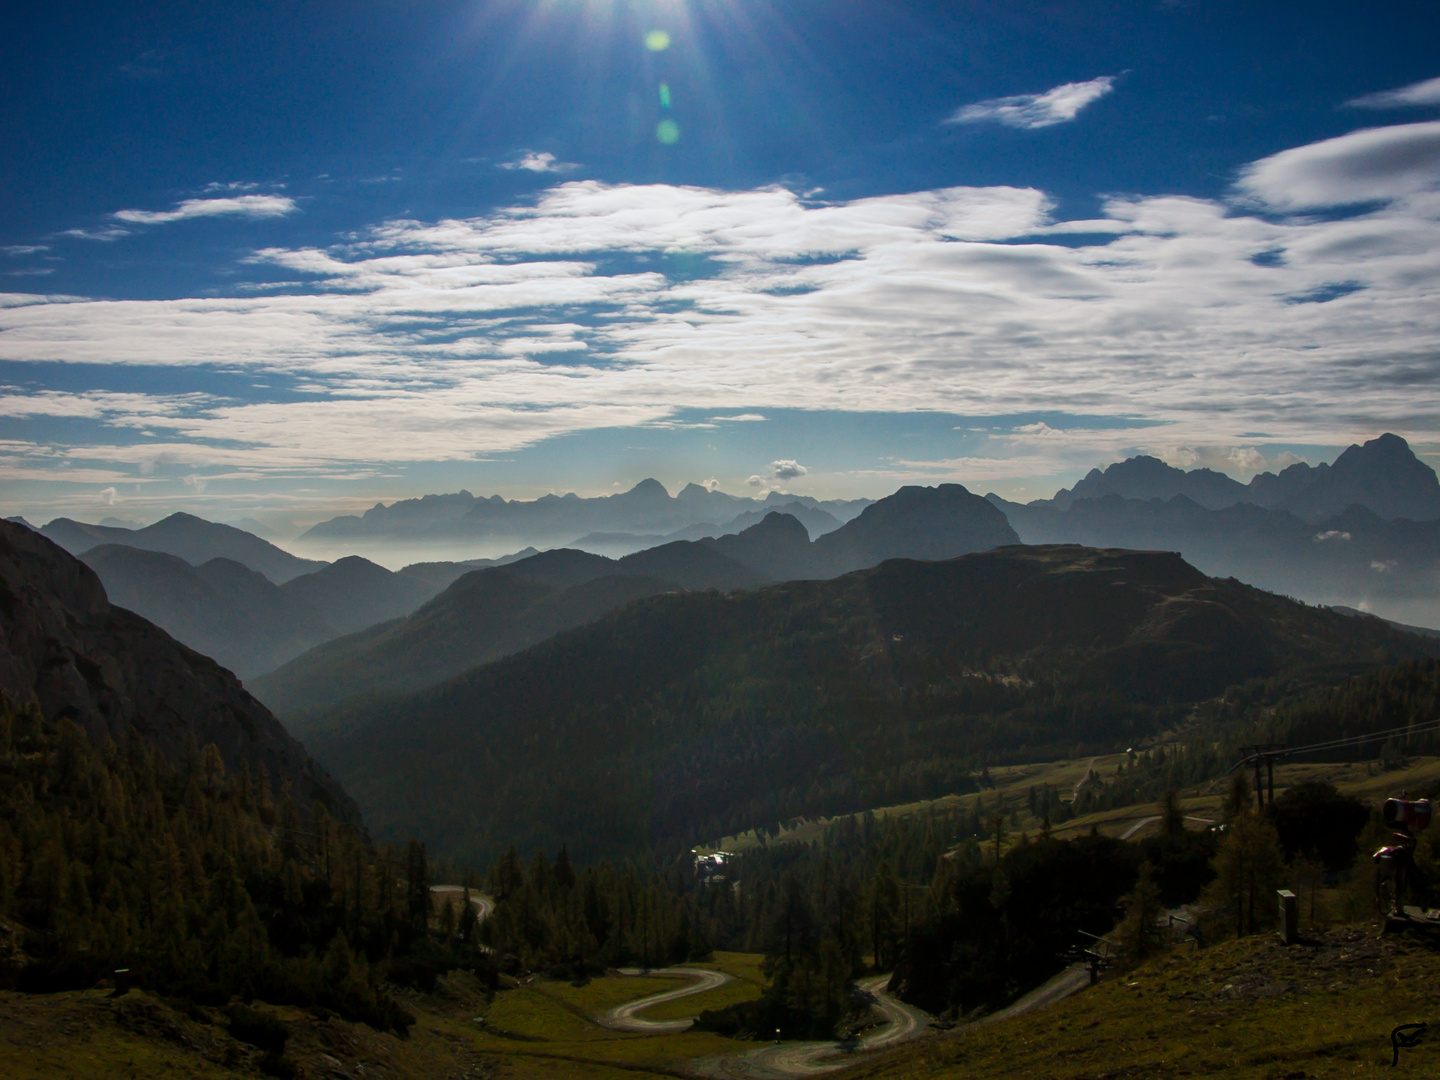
5;434;1440;1080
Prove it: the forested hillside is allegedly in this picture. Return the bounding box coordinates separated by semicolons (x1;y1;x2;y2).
254;570;678;725
0;521;357;821
312;545;1437;866
0;700;462;1037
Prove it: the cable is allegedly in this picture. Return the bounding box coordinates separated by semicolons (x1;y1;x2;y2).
1224;717;1440;773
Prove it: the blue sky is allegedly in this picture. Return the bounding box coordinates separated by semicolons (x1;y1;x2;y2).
3;0;1440;527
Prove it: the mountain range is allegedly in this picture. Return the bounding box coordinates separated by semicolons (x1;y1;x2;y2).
571;498;844;557
988;435;1440;625
22;510;542;678
299;479;872;548
252;483;1019;719
40;512;326;583
308;543;1439;864
1048;433;1440;521
0;520;358;822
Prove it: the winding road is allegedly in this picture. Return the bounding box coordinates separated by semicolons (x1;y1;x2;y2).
597;967;735;1033
691;975;932;1079
1118;814;1214;840
980;963;1090;1025
430;885;495;923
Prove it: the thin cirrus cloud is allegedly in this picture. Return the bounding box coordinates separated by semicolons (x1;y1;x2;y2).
944;76;1116;130
1345;75;1440;110
112;194;299;225
1;120;1439;497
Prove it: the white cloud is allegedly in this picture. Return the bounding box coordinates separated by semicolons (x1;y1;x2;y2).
1162;447;1201;469
113;195;299;225
747;475;765;487
498;151;579;174
1237;121;1440;209
771;459;808;480
1274;451;1306;468
59;226;132;242
1226;446;1265;471
3;245;50;256
703;478;720;491
100;486;117;506
1346;76;1440;110
713;413;766;422
203;181;265;193
945;76;1116;130
1314;530;1352;542
3;122;1440;496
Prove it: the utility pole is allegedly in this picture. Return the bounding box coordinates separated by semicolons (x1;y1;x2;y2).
1238;745;1281;811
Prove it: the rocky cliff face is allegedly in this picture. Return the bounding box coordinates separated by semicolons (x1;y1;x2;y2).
0;521;361;824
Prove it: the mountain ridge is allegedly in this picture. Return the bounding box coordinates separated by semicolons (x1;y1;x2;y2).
256;486;1018;718
308;543;1436;863
1045;433;1440;522
41;511;326;584
0;521;360;823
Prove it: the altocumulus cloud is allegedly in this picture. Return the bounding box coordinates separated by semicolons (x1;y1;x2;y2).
2;122;1440;489
945;76;1116;129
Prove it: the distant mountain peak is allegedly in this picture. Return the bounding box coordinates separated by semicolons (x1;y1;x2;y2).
626;478;670;498
1042;433;1439;523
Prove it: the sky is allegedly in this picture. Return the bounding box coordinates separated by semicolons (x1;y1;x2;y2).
3;0;1440;529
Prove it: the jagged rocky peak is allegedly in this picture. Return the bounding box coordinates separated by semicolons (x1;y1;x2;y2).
1047;434;1439;523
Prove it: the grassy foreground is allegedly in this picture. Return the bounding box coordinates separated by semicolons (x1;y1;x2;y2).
6;928;1440;1078
0;953;766;1080
843;926;1440;1080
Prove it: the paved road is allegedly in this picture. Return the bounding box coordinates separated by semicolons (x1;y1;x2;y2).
980;963;1090;1025
693;975;932;1078
430;885;495;923
1118;814;1214;840
1073;757;1098;798
597;967;734;1033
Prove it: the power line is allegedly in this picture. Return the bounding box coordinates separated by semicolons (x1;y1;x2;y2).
1226;718;1440;774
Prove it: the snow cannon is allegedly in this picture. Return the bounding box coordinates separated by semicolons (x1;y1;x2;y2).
1384;798;1433;832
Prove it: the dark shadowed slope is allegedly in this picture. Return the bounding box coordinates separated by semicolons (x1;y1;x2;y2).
80;545;339;679
312;545;1435;864
250;569;679;726
259;487;1020;720
278;555;453;635
988;492;1440;619
42;511;325;583
0;521;359;823
810;483;1019;574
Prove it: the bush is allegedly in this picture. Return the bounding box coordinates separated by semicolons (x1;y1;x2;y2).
225;1003;290;1055
259;1051;296;1079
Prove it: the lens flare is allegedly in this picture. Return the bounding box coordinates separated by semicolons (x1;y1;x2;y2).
659;83;672;108
644;29;671;51
655;119;680;144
